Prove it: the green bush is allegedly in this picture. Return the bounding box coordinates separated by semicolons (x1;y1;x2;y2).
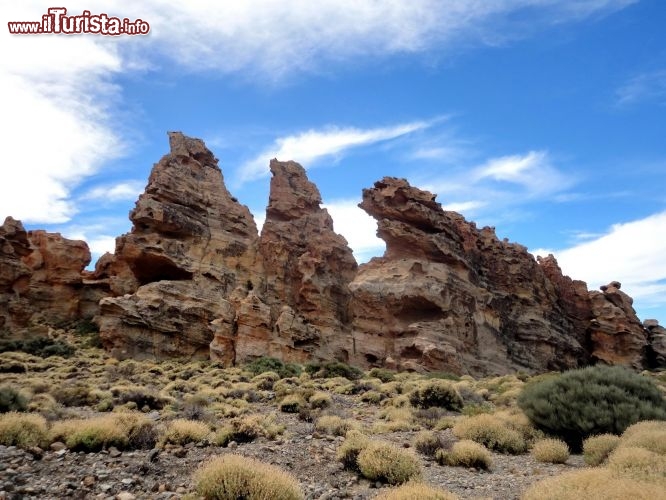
518;365;666;451
409;380;463;411
0;385;27;413
305;361;363;380
368;368;396;383
0;338;75;358
244;357;301;379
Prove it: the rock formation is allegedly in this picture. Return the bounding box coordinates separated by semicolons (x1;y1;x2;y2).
348;177;587;375
97;131;260;360
0;217;92;336
2;133;663;374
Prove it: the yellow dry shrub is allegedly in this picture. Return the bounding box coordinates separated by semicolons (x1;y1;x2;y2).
436;440;492;470
621;420;666;439
315;415;358;436
308;391;332;409
337;430;370;471
373;482;459;500
160;418;210;446
583;434;621;466
618;422;666;455
194;454;303;500
607;446;666;486
531;438;570;464
521;468;665;500
452;414;527;454
357;441;422;485
0;412;48;448
278;394;305;413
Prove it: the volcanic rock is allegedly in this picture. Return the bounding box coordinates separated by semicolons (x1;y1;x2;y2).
349;177;587;376
1;218;91;335
98;132;261;359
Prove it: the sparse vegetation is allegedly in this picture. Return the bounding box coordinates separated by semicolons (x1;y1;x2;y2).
374;482;459;500
160;418;210;446
453;413;527;454
357;440;422;485
0;385;27;412
583;434;621;466
0;412;48;448
436;440;492;470
194;454;304;500
531;438;569;464
409;380;463;410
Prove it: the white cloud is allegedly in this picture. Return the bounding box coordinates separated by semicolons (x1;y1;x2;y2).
323;200;385;263
441;200;487;214
616;69;666;106
533;211;666;317
80;181;145;202
239;121;430;183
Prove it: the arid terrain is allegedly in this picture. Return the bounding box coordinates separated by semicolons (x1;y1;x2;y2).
1;329;665;499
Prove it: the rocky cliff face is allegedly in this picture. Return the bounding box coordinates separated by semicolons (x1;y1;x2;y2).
97;132;260;360
2;133;662;374
348;178;587;375
0;217;92;336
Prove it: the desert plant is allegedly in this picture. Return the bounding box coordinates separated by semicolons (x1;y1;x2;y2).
160;418;210;446
436;440;492;470
618;420;666;455
606;446;666;485
583;434;621;466
0;385;27;413
368;368;396;383
521;467;664;500
518;365;666;451
244;357;301;379
308;391;332;409
306;361;363;380
194;454;304;500
279;394;305;413
413;431;445;457
50;415;129;451
215;414;284;446
531;438;569;464
315;415;356;436
357;441;422;485
0;412;48;448
374;482;459;500
452;414;527;454
409;380;463;411
337;430;370;471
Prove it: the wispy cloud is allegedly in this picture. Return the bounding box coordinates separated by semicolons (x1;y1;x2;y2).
238;121;431;183
80;181;145;203
616;69;666;106
420;150;574;219
532;210;666;317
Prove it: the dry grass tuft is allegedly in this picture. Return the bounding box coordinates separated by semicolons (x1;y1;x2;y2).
452;414;527;454
0;412;48;448
357;440;422;485
436;440;492;470
194;454;304;500
160;418;210;446
374;482;459;500
531;438;569;464
583;434;621;466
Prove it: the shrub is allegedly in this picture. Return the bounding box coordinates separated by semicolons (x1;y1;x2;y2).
160;419;210;446
413;431;445;457
308;391;332;409
51;382;94;407
0;338;75;358
409;380;463;411
279;394;305;413
244;357;301;379
337;430;370;471
436;440;492;470
110;385;169;410
607;446;666;485
252;371;281;390
452;414;527;454
583;434;621;466
0;412;48;448
306;361;363;380
215;415;284;446
50;416;129;451
315;415;356;437
521;468;664;500
357;441;422;485
619;420;666;455
194;454;304;500
518;365;666;451
531;438;569;464
414;407;449;429
368;368;396;383
374;482;459;500
0;385;27;413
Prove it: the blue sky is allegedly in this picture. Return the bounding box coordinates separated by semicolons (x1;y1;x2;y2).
2;1;665;324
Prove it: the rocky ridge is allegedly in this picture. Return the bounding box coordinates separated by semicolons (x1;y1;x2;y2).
1;132;663;375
